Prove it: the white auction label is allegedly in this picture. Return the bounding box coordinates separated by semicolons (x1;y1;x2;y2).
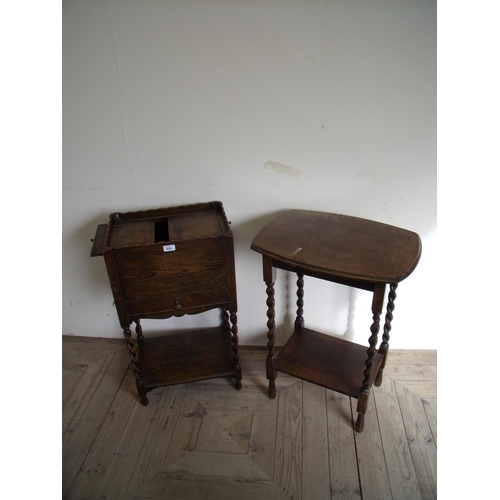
162;244;176;252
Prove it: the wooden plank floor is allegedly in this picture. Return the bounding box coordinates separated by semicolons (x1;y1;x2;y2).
62;336;437;500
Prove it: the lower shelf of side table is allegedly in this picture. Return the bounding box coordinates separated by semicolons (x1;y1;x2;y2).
138;326;236;391
276;328;384;399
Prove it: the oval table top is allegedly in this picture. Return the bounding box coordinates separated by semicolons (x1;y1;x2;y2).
250;210;421;283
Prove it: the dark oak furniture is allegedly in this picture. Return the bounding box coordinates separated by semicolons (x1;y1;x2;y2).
91;201;242;405
251;210;421;432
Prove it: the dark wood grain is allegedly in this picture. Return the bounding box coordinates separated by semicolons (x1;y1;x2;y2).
251;209;421;432
251;210;421;283
277;328;384;398
91;201;241;404
138;327;235;389
112;238;228;304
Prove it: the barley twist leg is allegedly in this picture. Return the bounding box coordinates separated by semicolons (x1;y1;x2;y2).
123;326;148;406
221;309;230;330
266;281;277;399
230;312;242;390
135;319;145;343
355;310;381;432
295;273;304;331
375;283;398;387
355;284;385;432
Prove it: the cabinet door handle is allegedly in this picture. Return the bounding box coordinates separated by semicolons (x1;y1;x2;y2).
173;298;182;310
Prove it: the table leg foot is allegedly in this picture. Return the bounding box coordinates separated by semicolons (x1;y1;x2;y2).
266;354;277;399
355;393;369;432
268;379;276;399
355;413;365;433
234;363;243;391
136;380;149;406
374;368;384;387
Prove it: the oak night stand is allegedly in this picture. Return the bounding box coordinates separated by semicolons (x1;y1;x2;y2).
91;201;242;405
250;209;421;432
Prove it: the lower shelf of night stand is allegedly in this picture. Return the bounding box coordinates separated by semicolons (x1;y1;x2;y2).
276;328;384;399
138;326;235;391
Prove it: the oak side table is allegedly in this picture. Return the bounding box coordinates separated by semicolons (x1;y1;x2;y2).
91;201;242;405
251;209;421;432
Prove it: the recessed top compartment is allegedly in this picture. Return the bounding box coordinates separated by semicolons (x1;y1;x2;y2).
108;220;155;248
168;211;224;241
101;201;229;251
154;218;169;243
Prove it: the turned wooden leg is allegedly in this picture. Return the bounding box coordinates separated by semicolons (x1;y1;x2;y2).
295;273;304;331
135;319;145;343
230;311;243;390
355;413;365;433
375;283;398;387
356;283;385;432
136;380;149;406
266;280;277;399
355;312;380;432
221;309;230;330
123;325;148;405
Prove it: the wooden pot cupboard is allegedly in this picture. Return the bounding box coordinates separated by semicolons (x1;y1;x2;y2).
91;201;242;405
251;209;421;432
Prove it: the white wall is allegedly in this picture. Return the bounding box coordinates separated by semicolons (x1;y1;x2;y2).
63;0;436;348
